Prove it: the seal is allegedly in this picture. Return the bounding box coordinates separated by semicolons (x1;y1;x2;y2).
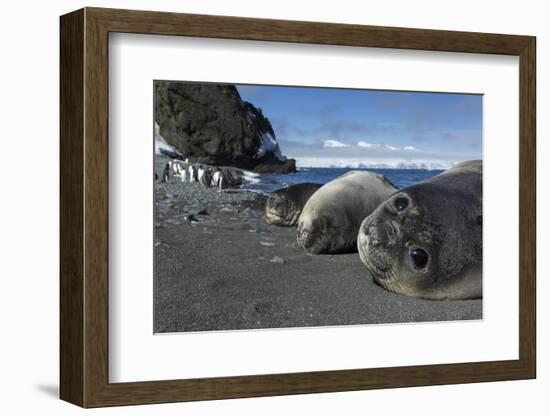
356;160;482;300
296;171;397;254
264;183;323;226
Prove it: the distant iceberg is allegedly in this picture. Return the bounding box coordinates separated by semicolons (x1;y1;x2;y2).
294;157;454;170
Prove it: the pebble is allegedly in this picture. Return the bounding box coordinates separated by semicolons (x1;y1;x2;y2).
255;224;271;234
241;207;258;218
196;207;209;215
220;206;237;214
270;256;286;264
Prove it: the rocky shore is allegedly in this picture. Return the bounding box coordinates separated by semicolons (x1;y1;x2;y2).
153;156;482;333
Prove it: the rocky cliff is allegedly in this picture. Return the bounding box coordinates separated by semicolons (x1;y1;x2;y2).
155;82;296;173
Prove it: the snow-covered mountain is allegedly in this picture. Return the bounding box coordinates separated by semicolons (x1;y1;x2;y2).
294;157;455;170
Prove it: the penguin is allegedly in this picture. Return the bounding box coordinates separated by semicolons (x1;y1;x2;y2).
172;162;181;176
198;167;212;187
161;162;170;183
212;168;227;191
218;170;227;191
188;165;197;182
197;167;205;183
212;170;221;187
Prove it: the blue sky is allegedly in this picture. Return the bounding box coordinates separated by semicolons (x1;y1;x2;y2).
237;84;482;168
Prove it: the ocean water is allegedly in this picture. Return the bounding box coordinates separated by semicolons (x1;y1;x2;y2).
242;167;444;194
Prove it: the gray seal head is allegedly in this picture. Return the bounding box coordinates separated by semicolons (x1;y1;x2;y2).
357;160;482;300
297;171;397;254
264;183;323;227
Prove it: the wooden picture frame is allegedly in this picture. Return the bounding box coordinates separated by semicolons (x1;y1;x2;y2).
60;7;536;408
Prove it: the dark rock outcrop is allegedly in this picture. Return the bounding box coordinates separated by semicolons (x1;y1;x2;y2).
155;81;295;173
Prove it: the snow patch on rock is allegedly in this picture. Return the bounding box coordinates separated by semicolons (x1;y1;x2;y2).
155;122;181;158
256;131;285;161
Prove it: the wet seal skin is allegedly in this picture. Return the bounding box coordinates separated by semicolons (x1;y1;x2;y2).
297;171;397;254
357;160;482;300
264;183;323;226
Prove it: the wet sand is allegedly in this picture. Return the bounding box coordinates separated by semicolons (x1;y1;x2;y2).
153;157;482;333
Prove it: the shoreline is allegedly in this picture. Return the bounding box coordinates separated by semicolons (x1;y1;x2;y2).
153;156;482;333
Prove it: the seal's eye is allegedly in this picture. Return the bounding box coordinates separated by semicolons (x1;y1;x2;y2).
410;248;429;269
394;196;409;211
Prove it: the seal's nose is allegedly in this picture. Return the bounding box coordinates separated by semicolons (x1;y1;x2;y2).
358;221;391;248
368;225;388;247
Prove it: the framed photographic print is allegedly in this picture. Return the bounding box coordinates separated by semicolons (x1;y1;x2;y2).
60;7;536;408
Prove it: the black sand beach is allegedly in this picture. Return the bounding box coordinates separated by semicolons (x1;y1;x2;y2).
154;156;482;333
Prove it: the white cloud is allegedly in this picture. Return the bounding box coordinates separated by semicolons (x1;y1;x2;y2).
356;142;417;152
357;141;380;149
322;139;350;148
